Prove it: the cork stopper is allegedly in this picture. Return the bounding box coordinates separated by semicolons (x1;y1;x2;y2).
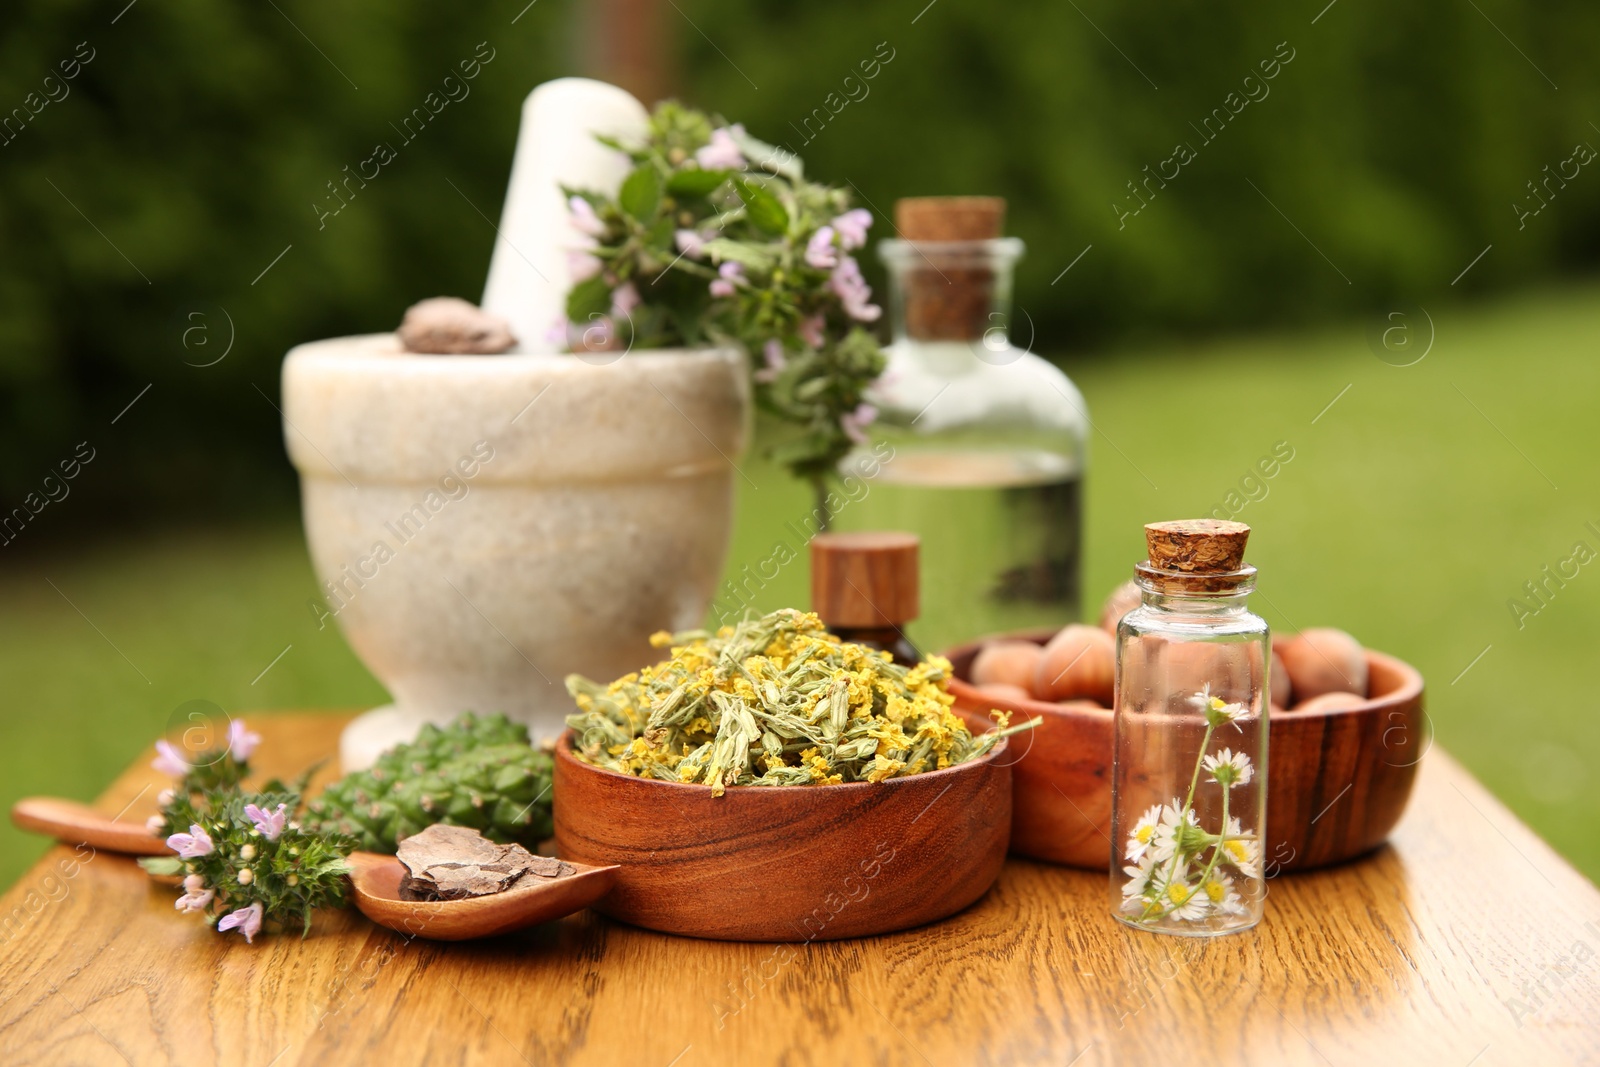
892;197;1008;343
810;532;919;628
1145;520;1251;573
895;197;1006;241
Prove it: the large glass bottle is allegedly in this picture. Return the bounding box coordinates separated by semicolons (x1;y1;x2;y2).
1111;520;1269;936
836;197;1088;650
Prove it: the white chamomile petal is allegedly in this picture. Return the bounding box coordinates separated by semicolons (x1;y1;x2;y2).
1124;803;1165;862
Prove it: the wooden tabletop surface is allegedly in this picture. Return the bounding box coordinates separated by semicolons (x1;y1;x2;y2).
1;713;1597;1067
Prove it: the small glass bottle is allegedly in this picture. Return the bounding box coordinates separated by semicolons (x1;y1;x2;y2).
834;197;1089;651
1111;520;1269;936
810;531;921;665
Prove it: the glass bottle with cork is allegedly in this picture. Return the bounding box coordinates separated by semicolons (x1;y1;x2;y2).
810;531;921;666
835;196;1089;651
1111;519;1269;936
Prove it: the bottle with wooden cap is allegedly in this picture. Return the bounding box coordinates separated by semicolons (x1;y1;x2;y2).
831;196;1089;650
1111;519;1269;937
810;531;921;665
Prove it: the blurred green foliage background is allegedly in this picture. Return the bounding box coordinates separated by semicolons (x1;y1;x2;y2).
1;1;1598;888
1;0;1597;514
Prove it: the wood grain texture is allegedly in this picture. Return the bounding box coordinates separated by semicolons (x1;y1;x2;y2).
1;713;1597;1066
949;636;1425;873
553;732;1011;940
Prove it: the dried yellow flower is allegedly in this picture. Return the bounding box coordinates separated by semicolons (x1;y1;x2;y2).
564;608;1034;792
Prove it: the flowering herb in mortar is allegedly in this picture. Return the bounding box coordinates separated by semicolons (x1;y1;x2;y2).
565;608;1034;796
140;720;355;942
561;102;888;518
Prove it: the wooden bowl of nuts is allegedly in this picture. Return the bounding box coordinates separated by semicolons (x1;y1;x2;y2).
946;611;1426;873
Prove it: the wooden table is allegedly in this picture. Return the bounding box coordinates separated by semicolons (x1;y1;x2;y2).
2;714;1597;1066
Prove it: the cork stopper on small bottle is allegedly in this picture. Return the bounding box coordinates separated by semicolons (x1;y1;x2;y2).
1144;520;1250;573
892;197;1007;343
810;531;920;628
894;197;1006;241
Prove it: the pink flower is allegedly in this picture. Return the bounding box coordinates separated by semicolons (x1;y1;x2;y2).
146;814;165;835
709;261;744;298
832;208;872;250
610;282;641;319
244;802;288;842
798;314;826;349
217;901;264;944
829;257;881;322
567;195;606;238
805;226;838;269
841;403;878;445
227;719;260;762
167;823;214;859
695;125;746;170
156;788;175;806
755;339;787;383
175;874;214;914
567;249;602;282
152;740;189;778
675;230;708;258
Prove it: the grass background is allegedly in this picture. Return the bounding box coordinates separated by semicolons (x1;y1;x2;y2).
2;281;1596;889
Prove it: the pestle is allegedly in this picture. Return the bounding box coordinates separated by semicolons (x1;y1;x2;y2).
480;78;649;353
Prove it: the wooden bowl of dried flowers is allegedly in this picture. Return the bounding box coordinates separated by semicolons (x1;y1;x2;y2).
945;623;1427;874
552;608;1019;941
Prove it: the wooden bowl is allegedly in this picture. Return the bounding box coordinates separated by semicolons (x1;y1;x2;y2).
946;632;1426;873
553;732;1012;941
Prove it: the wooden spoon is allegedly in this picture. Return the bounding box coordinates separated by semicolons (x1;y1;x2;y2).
344;851;619;941
11;796;171;856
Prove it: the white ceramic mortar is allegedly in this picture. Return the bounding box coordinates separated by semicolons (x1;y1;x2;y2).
281;334;749;769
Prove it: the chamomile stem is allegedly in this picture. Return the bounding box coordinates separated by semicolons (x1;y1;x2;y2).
1138;722;1217;924
1181;722;1216;816
1194;787;1229;894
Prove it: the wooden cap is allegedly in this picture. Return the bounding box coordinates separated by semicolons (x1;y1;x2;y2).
1145;520;1250;573
894;197;1006;241
810;532;920;628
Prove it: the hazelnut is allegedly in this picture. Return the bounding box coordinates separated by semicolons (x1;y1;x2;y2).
1270;650;1291;709
971;640;1043;692
1099;580;1141;635
1291;690;1367;715
1279;628;1367;701
1033;625;1115;704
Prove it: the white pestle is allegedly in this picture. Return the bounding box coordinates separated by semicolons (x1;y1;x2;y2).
481;78;649;353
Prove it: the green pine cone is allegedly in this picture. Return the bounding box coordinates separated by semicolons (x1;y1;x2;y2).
302;712;553;853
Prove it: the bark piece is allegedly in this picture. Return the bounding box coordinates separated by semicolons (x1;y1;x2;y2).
395;824;573;901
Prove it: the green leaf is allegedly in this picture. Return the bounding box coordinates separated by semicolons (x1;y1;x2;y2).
619;165;662;223
566;275;613;324
735;179;789;235
730;128;804;180
139;856;183;876
666;168;732;197
699;238;778;271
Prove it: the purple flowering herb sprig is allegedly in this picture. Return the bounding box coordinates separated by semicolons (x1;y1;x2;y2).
141;721;353;942
562;101;887;521
141;788;355;942
146;717;260;831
